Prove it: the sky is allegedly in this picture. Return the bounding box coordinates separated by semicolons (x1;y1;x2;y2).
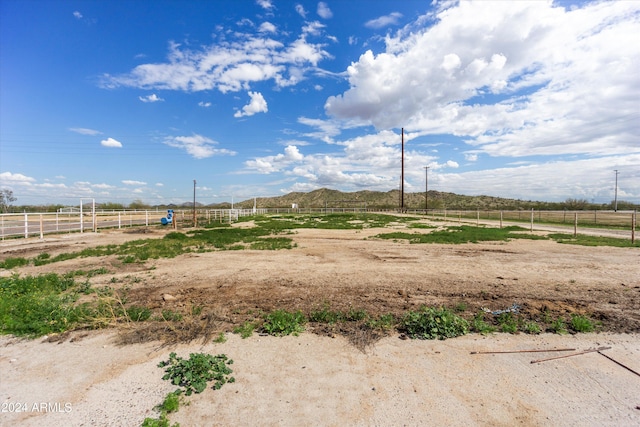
1;0;639;207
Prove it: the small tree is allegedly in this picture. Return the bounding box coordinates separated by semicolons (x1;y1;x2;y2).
128;199;149;210
0;189;17;213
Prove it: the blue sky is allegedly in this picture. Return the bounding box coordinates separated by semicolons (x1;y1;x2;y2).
1;0;639;206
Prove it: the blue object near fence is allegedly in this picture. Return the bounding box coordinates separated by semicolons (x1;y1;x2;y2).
161;209;174;225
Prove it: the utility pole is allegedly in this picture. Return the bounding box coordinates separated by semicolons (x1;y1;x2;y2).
400;128;405;212
424;166;429;212
614;170;619;212
193;179;197;226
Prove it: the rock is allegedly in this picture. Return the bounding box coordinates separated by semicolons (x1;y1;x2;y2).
162;293;177;301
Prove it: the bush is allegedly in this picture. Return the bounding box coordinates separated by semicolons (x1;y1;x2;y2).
402;306;469;340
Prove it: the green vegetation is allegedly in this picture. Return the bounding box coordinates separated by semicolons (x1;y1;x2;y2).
158;352;235;396
549;233;640;248
471;313;497;335
401;307;469;340
262;309;306;336
0;274;88;337
375;225;546;244
570;314;595;332
233;321;256;339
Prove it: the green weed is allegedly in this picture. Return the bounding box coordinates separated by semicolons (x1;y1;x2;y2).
570;314;595;332
262;309;306;336
549;317;567;334
523;321;542;334
471;312;496;335
233;321;255;339
158;352;235;396
0;257;29;269
402;306;469;340
497;312;518;334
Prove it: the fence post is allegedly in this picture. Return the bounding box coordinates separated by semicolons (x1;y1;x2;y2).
500;211;503;229
530;209;534;232
39;214;44;239
632;210;636;244
118;212;121;229
476;209;479;226
145;211;149;226
574;212;578;237
24;213;28;238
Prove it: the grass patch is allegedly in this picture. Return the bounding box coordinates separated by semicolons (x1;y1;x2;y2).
0;274;89;337
549;233;640;248
375;225;546;244
0;257;29;269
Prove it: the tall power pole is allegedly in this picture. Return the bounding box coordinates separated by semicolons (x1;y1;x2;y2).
424;166;429;212
614;170;619;212
400;128;405;212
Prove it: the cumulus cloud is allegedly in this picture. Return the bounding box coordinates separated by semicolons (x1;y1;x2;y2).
100;22;331;96
325;1;640;161
317;2;333;19
198;101;211;107
234;91;268;117
122;180;146;186
259;22;277;33
69;127;102;135
139;93;164;102
100;137;123;148
0;171;36;185
365;12;403;29
73;11;82;19
163;134;237;159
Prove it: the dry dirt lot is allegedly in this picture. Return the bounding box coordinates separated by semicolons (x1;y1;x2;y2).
1;220;639;426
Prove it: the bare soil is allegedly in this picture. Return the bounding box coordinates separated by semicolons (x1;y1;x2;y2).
1;221;639;426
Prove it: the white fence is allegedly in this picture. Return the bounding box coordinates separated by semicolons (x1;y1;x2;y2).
1;208;636;242
0;209;264;240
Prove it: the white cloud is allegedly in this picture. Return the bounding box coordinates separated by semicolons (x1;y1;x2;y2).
100;137;123;148
93;183;115;189
0;171;36;185
163;134;237;159
324;1;640;161
73;11;83;19
259;22;277;33
295;4;307;18
317;2;333;19
139;93;164;102
256;0;273;11
122;180;147;186
69;127;102;135
198;101;211;107
464;153;478;162
365;12;403;29
101;28;331;96
234;91;268;117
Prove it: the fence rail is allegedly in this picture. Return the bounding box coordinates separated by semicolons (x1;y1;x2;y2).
1;208;636;243
0;209;263;240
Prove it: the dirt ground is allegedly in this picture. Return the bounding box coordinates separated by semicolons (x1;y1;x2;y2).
1;220;640;426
